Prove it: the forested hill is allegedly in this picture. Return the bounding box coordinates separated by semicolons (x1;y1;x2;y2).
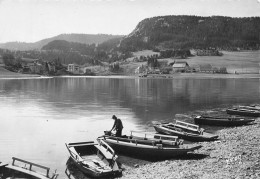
0;34;124;51
119;15;260;51
41;40;96;55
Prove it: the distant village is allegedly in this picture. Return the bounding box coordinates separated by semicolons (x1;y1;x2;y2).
135;61;227;76
134;49;227;76
0;48;228;76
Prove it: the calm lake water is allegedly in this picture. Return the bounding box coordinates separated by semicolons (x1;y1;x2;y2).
0;76;259;177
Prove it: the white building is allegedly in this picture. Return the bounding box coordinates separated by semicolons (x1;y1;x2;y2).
68;64;80;74
172;61;189;72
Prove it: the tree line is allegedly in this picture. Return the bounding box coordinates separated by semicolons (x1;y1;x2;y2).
120;15;260;51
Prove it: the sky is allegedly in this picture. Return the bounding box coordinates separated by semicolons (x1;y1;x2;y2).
0;0;260;43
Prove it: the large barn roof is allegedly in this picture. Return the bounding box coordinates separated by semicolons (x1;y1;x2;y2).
172;61;189;68
172;63;187;68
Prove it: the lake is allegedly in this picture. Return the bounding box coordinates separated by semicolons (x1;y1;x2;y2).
0;76;259;177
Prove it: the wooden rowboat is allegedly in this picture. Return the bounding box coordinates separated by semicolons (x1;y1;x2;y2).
226;108;260;117
98;131;202;161
0;157;58;179
154;120;218;142
194;115;255;126
65;140;121;178
238;105;260;111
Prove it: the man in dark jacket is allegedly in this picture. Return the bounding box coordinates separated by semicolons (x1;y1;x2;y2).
110;115;123;137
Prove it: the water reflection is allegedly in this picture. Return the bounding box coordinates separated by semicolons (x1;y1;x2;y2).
0;77;260;123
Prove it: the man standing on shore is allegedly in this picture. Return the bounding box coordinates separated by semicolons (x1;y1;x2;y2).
110;115;123;137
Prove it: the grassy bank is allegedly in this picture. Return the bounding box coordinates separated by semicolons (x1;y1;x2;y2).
0;67;40;78
145;73;260;79
189;51;260;74
120;119;260;179
121;50;260;75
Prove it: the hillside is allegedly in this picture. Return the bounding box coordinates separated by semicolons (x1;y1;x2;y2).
41;40;95;55
42;36;123;53
119;15;260;51
0;34;124;51
0;67;40;78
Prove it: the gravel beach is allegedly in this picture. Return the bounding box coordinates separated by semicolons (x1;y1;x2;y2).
119;119;260;179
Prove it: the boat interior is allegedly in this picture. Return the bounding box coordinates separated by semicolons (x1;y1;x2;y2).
69;144;112;171
232;108;257;112
103;131;182;147
200;115;244;120
162;122;201;135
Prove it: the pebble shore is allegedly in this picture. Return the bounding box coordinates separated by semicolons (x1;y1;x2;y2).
120;120;260;179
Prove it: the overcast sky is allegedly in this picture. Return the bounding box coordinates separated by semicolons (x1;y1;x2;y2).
0;0;260;43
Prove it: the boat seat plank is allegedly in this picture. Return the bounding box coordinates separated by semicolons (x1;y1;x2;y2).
174;121;200;131
98;146;114;159
68;143;97;147
175;124;199;132
176;120;199;128
0;163;8;167
6;165;50;179
163;124;183;132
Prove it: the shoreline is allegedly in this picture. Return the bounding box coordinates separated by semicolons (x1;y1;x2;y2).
120;119;260;179
31;73;260;80
1;73;260;80
0;74;51;80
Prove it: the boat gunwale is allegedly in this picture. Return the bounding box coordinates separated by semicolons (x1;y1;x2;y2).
156;124;216;137
154;124;218;140
196;115;254;121
1;157;58;179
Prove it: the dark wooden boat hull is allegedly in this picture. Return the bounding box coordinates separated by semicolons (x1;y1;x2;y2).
153;125;218;142
101;137;201;160
226;108;260;117
194;116;255;126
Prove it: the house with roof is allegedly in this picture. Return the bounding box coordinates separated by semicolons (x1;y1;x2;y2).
0;55;4;67
199;64;228;74
20;58;39;68
219;67;227;74
47;62;56;72
172;61;189;72
80;67;92;74
28;61;43;74
199;64;214;73
135;65;147;74
196;49;222;56
68;64;80;74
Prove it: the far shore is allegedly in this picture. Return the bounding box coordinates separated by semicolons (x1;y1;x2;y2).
1;50;260;80
1;73;260;80
0;74;42;79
